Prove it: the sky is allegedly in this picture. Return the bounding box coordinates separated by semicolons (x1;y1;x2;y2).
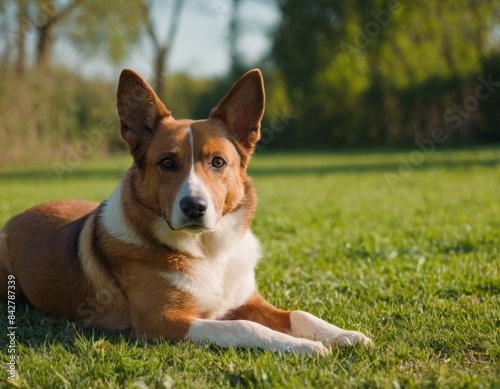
56;0;280;80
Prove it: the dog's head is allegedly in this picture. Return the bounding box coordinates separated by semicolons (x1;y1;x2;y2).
116;69;264;235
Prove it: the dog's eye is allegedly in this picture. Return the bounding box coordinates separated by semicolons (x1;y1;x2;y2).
159;157;175;170
210;157;226;169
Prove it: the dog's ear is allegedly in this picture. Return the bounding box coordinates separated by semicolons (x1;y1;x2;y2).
210;69;265;151
117;69;170;164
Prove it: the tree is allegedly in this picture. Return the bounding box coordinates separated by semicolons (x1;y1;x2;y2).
15;0;28;74
228;0;243;77
28;0;143;68
65;0;144;63
271;0;500;147
0;0;14;66
33;0;84;66
272;0;347;145
140;0;185;100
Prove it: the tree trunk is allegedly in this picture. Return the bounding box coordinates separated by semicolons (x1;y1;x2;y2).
16;0;28;75
36;21;56;67
35;0;56;67
229;0;242;77
143;0;185;101
154;46;167;100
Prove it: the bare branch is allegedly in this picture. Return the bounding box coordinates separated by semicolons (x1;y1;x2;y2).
32;0;86;28
52;0;86;23
139;0;160;50
164;0;185;52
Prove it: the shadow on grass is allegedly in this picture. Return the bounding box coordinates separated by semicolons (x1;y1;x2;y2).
0;302;134;350
249;157;498;177
0;167;125;182
0;153;498;182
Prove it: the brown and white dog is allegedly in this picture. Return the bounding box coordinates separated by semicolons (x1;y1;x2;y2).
0;69;370;354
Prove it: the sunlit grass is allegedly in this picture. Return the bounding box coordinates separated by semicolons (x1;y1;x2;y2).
1;146;499;388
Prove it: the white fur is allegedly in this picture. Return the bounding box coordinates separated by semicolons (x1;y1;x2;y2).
79;213;112;293
101;181;144;246
153;206;252;257
186;318;328;355
78;212;131;329
290;310;371;347
169;127;217;231
160;209;260;319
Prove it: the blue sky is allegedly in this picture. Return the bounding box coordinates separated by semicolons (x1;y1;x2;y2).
56;0;280;80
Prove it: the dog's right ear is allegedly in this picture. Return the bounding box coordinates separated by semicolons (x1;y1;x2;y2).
117;69;170;164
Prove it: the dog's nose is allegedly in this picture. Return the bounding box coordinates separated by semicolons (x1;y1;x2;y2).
179;196;207;219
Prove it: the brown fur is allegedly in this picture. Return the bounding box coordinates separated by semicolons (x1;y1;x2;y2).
224;291;292;334
0;200;97;315
0;68;289;341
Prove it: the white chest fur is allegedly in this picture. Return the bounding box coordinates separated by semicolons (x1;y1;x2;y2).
102;183;261;319
160;229;260;319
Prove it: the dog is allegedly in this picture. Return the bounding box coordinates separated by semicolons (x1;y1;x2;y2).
0;69;370;354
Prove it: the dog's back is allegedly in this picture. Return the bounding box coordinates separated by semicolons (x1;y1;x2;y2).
0;200;97;315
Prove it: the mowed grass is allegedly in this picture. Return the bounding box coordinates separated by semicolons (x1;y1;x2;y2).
0;146;499;388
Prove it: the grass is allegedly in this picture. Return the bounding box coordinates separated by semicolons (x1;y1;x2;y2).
0;146;499;388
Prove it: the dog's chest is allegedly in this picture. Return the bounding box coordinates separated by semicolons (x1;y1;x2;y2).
161;230;260;319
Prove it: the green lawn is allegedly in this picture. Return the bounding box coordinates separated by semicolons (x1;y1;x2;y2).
0;146;499;388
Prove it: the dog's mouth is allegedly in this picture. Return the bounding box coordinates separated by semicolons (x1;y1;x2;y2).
164;216;210;234
180;224;209;233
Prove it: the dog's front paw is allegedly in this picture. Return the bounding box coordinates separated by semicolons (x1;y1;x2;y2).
290;311;372;348
286;339;330;355
331;330;372;347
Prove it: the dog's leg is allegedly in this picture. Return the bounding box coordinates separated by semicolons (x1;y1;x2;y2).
127;281;325;354
131;307;327;354
226;292;371;347
186;318;328;355
288;310;371;347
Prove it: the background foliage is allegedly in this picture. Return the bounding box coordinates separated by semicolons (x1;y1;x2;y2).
0;0;499;159
271;0;500;147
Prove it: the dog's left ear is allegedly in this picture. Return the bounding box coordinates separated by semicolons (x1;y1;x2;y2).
117;69;171;164
210;69;265;151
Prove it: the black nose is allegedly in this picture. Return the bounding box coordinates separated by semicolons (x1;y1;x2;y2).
179;196;207;219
